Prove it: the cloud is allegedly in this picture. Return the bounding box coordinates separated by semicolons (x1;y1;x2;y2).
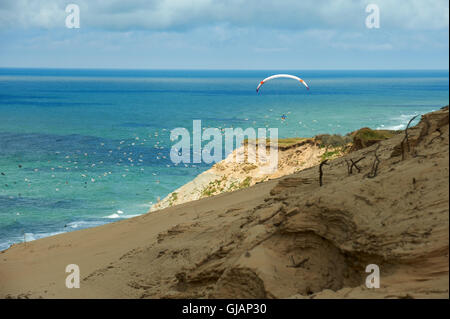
0;0;448;31
0;0;447;69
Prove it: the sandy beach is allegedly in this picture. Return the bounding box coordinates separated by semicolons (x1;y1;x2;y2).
0;106;448;299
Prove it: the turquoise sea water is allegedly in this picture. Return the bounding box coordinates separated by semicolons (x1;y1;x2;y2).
0;69;448;250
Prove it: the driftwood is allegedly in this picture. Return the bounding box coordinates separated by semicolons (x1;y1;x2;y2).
401;115;419;160
319;160;329;186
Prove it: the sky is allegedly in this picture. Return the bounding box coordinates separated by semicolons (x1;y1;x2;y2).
0;0;448;70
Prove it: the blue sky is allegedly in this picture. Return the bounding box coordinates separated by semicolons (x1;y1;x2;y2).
0;0;448;69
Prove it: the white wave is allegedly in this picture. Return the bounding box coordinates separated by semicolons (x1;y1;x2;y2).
104;213;121;219
24;233;36;241
377;112;422;131
0;231;65;251
20;231;64;243
376;123;406;130
66;220;106;229
123;214;141;218
0;242;13;251
103;213;141;219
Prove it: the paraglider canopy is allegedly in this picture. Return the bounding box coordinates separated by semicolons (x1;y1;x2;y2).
256;74;309;92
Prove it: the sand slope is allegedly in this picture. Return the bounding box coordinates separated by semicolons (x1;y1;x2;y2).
0;107;448;299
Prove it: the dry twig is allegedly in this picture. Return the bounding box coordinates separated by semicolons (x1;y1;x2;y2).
287;255;310;268
346;157;365;175
319;160;329;186
401;115;419;160
367;144;381;178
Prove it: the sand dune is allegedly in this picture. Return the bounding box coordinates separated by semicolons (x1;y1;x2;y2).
0;106;448;299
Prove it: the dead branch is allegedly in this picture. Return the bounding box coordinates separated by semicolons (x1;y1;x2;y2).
319;160;329;186
350;157;365;174
401;115;419;160
287;256;310;268
345;159;351;174
367;144;381;178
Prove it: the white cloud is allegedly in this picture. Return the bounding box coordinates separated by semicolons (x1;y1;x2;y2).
0;0;447;69
0;0;448;31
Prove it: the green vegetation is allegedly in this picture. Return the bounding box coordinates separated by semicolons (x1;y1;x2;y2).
239;176;252;189
168;192;178;206
202;186;216;197
276;138;310;148
201;176;227;197
244;137;311;149
227;181;238;192
315;134;353;148
321;149;341;161
351;128;397;151
202;176;253;198
352;128;396;141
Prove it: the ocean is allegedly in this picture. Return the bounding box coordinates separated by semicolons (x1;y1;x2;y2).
0;68;448;251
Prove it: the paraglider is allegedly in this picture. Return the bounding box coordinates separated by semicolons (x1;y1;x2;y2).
256;74;309;92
